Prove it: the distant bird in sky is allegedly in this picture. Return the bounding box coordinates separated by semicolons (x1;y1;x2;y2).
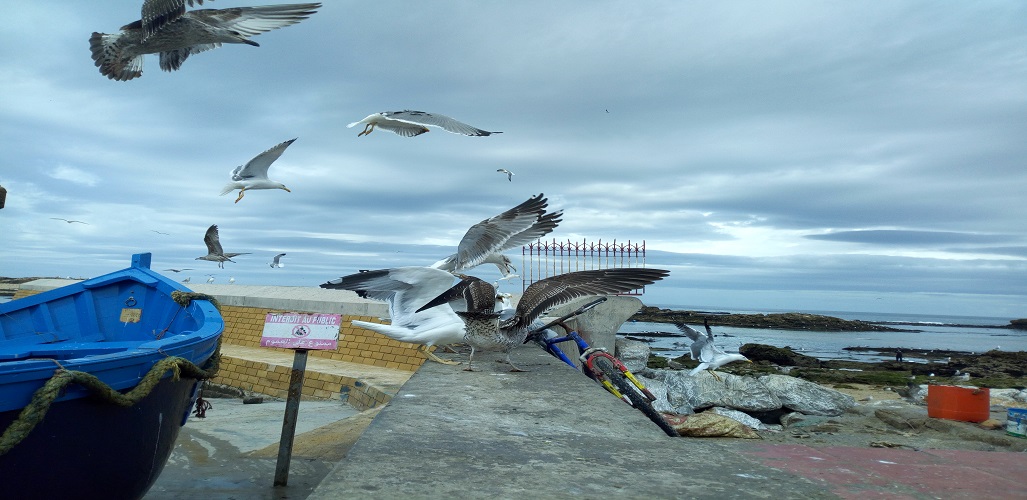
182;277;191;283
431;193;561;277
269;253;287;268
89;2;322;81
195;224;250;268
220;138;296;203
497;168;514;182
320;267;466;365
348;110;502;138
151;230;170;235
419;268;671;371
51;217;88;224
163;268;193;273
677;319;751;380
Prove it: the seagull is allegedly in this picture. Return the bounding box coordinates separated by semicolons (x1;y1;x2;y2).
51;218;88;224
269;253;287;268
320;267;467;365
195;224;250;268
348;110;501;138
677;319;751;380
430;193;562;276
220;138;296;203
151;230;171;235
89;2;322;81
182;277;191;283
163;268;194;273
419;268;670;372
497;168;514;182
228;277;235;284
206;276;215;284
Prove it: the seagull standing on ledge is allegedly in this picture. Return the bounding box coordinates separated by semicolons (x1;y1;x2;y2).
220;138;296;203
89;2;322;81
348;111;501;137
677;319;751;380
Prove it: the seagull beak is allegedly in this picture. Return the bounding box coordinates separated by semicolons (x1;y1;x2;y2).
283;187;291;192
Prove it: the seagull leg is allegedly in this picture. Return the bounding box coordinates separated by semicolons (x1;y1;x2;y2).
357;124;374;137
235;189;246;203
504;352;529;372
708;369;722;382
420;345;460;365
464;347;477;372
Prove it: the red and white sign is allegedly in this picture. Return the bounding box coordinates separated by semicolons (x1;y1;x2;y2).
259;312;341;350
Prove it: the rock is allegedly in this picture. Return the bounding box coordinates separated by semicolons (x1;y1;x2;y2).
979;419;1004;430
630;306;904;332
636;375;686;414
710;407;782;431
642;369;781;413
758;374;855;416
662;412;761;439
739;344;821;368
615;338;650;372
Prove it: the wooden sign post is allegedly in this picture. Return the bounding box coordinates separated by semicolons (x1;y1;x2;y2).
259;312;341;487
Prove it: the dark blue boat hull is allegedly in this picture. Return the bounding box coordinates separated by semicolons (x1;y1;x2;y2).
0;376;200;500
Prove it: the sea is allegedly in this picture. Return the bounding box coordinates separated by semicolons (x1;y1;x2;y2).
620;306;1026;364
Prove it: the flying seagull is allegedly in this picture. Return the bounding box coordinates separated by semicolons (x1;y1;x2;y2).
195;224;250;268
497;168;514;182
51;218;88;224
269;253;286;268
320;267;468;365
431;193;562;276
677;319;751;380
151;230;171;235
348;110;501;138
206;276;215;284
182;277;191;283
220;138;296;203
163;268;193;273
89;2;322;81
419;268;670;371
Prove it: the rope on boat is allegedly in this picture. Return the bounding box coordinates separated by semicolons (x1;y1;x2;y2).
0;291;224;457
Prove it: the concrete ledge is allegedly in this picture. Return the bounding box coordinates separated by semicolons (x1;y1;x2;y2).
180;284;389;318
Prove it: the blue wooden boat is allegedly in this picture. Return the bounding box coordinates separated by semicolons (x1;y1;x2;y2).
0;253;223;500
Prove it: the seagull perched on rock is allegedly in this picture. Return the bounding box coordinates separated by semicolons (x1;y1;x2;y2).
220;138;296;203
431;193;561;277
677;319;751;380
320;267;467;365
419;268;670;372
195;224;250;268
497;169;514;182
348;110;501;137
89;1;322;81
269;253;287;268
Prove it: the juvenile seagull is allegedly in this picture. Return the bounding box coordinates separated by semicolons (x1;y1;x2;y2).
320;267;466;365
195;224;250;268
677;319;751;380
497;168;514;182
431;193;562;277
419;268;670;372
269;253;287;268
90;2;322;81
220;138;296;203
51;218;88;224
348;111;501;137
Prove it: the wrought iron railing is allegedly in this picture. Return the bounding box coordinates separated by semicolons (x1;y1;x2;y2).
521;239;647;295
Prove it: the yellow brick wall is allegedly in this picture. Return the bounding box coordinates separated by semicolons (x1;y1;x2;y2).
11;289;41;300
219;305;428;372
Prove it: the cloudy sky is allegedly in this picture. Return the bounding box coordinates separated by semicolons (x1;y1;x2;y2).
1;1;1025;318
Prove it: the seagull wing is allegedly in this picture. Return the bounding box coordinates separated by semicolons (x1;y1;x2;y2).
382;110;500;136
448;194;549;272
271;253;286;266
509;268;670;329
142;0;210;38
416;275;496;314
675;323;708;360
202;224;224;255
188;4;322;38
321;267;456;324
231;138;296;181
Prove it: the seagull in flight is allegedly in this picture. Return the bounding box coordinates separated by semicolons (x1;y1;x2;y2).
89;1;322;81
320;267;467;365
497;168;514;182
431;193;561;277
195;224;250;268
419;268;670;371
163;268;193;273
206;276;215;284
348;110;502;138
182;277;191;283
269;253;287;268
220;138;296;203
677;319;751;380
151;230;171;235
51;218;88;224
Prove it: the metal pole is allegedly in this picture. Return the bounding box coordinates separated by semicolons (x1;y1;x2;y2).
273;349;308;486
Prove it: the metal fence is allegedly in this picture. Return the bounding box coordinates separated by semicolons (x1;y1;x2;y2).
521;239;647;294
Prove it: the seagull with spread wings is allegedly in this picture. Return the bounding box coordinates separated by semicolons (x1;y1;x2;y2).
320;267;469;365
497;169;514;182
51;218;88;224
269;253;287;268
419;268;670;371
430;193;562;277
89;1;321;81
220;138;296;203
348;110;502;138
195;224;250;268
677;319;751;380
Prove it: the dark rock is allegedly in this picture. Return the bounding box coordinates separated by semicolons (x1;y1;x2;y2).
630;306;907;332
1010;319;1027;330
739;344;822;367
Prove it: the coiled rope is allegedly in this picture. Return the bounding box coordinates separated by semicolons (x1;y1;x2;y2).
0;291;223;456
